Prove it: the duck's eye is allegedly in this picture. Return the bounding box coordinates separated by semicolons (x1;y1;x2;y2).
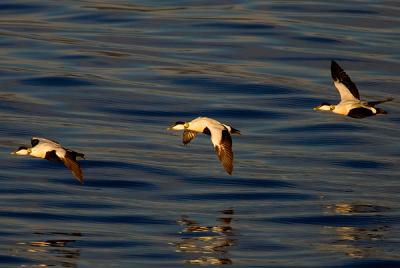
184;122;189;128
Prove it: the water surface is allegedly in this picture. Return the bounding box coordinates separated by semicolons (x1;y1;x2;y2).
0;1;399;267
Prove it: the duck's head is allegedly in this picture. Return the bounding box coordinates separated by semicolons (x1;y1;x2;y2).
168;121;189;130
11;146;31;155
314;102;335;111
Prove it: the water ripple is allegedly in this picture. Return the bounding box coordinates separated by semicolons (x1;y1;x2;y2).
168;192;315;201
272;215;397;227
21;76;95;87
0;0;399;267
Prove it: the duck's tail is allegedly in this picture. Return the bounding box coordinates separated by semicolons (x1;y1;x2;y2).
375;107;388;115
76;152;85;159
230;127;241;135
66;150;85;160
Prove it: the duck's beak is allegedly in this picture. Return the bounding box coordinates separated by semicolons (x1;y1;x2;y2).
167;124;176;131
313;106;320;111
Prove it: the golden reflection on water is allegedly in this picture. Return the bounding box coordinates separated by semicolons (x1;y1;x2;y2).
320;225;390;259
0;92;52;106
173;209;235;265
13;232;81;267
326;203;391;214
318;202;393;259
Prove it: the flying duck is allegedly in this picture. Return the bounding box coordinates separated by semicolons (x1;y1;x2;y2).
11;137;85;184
168;117;240;175
314;60;393;118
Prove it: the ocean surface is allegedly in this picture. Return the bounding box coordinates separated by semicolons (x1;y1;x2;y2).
0;1;399;267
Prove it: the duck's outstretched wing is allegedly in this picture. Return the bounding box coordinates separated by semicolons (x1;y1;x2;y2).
331;60;360;101
62;157;84;184
182;130;197;145
214;130;233;175
366;97;393;107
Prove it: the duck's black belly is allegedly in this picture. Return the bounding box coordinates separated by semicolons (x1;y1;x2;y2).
347;107;374;118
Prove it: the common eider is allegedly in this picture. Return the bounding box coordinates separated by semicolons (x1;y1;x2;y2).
314;60;393;118
11;137;85;184
168;117;240;175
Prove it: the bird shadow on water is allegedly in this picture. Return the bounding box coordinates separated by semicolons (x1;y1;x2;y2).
171;209;235;265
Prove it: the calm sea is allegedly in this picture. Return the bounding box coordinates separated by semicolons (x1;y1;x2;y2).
0;1;399;267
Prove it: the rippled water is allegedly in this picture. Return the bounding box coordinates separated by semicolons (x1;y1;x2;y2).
1;1;400;267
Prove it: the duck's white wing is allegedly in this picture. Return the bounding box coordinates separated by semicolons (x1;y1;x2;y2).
210;128;233;175
331;60;360;101
182;129;197;145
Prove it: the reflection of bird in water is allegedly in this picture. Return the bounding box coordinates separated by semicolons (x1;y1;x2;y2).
327;203;391;214
172;209;235;265
320;225;390;259
12;231;82;267
318;203;392;259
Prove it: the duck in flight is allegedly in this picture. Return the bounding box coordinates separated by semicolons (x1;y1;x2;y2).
314;60;393;118
168;117;240;175
11;137;85;184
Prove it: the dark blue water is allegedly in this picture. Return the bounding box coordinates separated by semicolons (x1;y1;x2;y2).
0;1;399;267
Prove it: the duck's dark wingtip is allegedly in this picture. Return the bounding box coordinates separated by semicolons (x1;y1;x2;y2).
331;60;339;67
74;174;84;185
331;60;341;71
